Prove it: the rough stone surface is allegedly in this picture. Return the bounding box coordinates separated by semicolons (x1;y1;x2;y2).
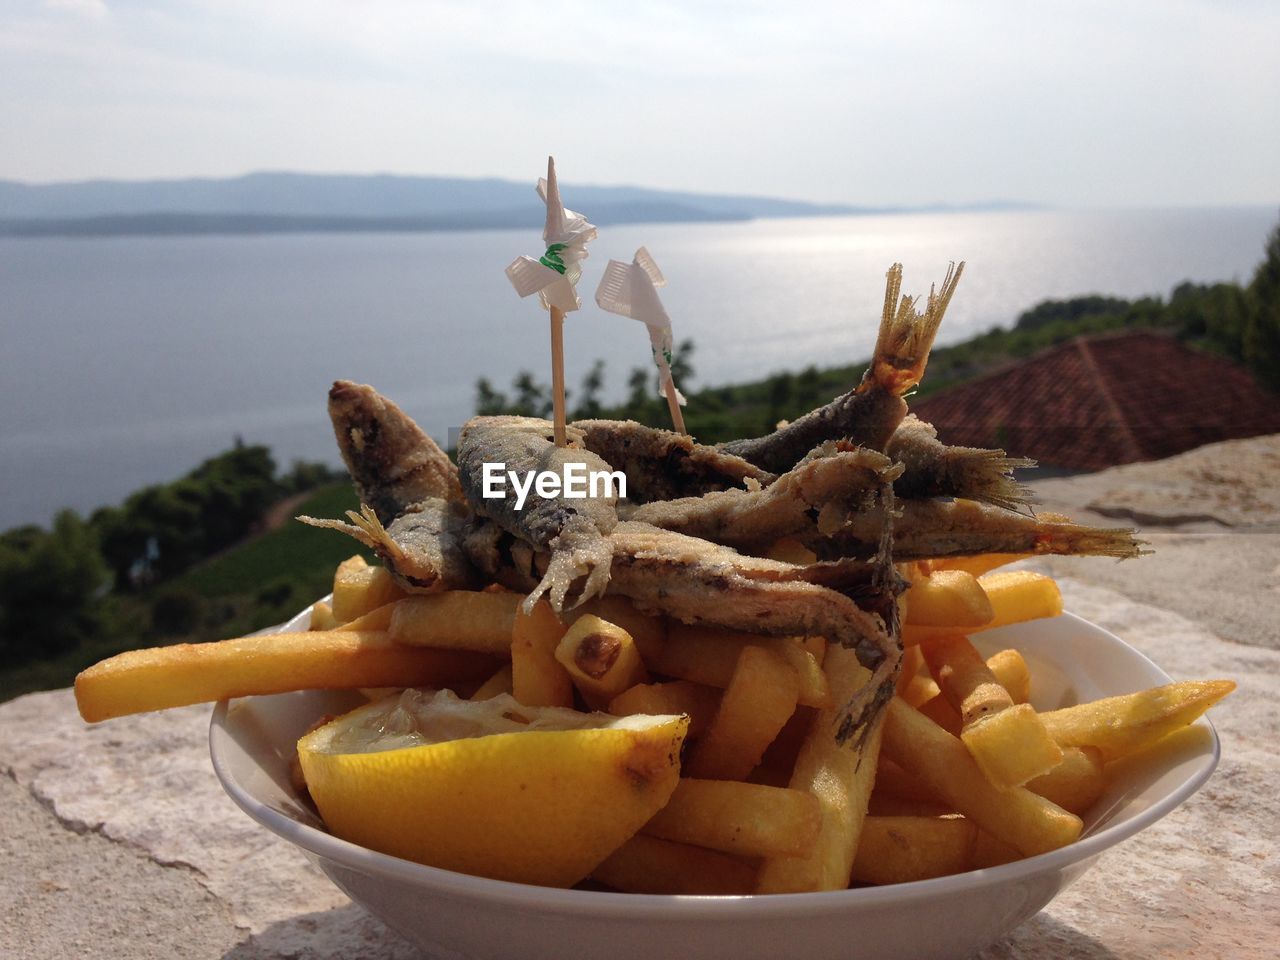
1027;434;1280;650
2;438;1278;959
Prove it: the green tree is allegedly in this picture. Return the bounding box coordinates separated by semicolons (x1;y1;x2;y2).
511;372;553;418
1245;217;1280;390
572;360;606;419
0;511;107;666
475;377;509;416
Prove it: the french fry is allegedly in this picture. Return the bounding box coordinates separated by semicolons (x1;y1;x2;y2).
920;633;1062;788
1039;680;1235;761
754;706;817;782
870;757;941;805
685;646;800;781
899;670;942;710
608;680;720;737
976;570;1064;628
903;571;1062;645
469;664;514;701
590;834;757;895
866;795;957;818
337;599;399;632
332;555;408;623
926;553;1031;578
641;778;822;859
959;704;1064;789
851;816;977;885
970;830;1021;868
511;600;573;708
896;644;925;697
555;615;649;709
904;570;994;628
755;650;882;894
654;624;829;708
986;648;1032;704
388;592;522;655
764;537;819;565
309;600;338;631
567;595;666;662
881;697;1082;857
904;647;1032;711
1025;746;1106;814
74;631;496;723
917;693;962;736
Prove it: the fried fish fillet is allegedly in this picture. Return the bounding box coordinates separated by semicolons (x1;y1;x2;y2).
328;380;464;522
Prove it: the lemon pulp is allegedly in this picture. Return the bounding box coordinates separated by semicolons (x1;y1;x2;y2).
298;689;688;887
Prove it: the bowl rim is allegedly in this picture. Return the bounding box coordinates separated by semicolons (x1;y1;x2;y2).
209;609;1220;917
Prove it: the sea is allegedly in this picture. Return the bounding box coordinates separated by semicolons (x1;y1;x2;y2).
1;205;1275;532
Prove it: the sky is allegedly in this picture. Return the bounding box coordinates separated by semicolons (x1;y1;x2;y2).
2;0;1278;208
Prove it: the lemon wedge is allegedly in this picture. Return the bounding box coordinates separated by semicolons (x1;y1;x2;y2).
298;689;688;887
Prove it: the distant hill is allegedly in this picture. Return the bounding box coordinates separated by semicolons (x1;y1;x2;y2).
0;171;1033;237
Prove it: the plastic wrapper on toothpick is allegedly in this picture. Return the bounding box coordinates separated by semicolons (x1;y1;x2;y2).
506;159;598;313
595;246;687;407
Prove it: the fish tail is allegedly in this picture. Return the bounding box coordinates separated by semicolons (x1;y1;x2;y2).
864;261;964;396
956;450;1037;511
1039;522;1149;559
297;504;407;563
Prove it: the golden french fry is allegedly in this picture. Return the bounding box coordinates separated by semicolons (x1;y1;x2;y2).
555;615;650;709
969;829;1021;868
986;648;1032;704
654;624;829;708
332;555;407;623
641;778;822;859
866;795;957;818
900;672;942;710
469;664;514;701
685;646;800;781
917;693;962;736
796;634;826;666
904;570;994;628
881;698;1082;857
309;600;338;631
337;599;399;632
511;600;573;708
566;595;666;663
903;571;1063;645
74;631;495;723
927;553;1031;578
608;680;720;737
388;592;522;655
871;757;941;805
755;650;882;894
920;633;1062;788
896;644;925;697
764;537;819;565
851;815;977;885
590;834;757;895
1025;746;1106;814
960;704;1065;789
1039;680;1235;761
976;570;1063;628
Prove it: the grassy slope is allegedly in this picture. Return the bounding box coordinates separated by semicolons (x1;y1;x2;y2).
180;483;373;598
0;483;374;702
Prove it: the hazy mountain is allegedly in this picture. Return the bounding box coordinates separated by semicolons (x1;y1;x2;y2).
0;171;1032;237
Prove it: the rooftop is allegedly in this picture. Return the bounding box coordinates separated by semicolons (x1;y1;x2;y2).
911;330;1280;470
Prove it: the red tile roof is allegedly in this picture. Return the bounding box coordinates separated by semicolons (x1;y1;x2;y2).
911;331;1280;471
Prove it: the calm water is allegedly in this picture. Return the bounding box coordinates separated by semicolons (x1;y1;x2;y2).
1;206;1275;530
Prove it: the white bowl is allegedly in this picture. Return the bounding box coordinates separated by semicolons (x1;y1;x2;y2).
210;610;1220;960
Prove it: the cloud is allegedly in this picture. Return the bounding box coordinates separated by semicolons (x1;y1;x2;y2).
42;0;108;18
